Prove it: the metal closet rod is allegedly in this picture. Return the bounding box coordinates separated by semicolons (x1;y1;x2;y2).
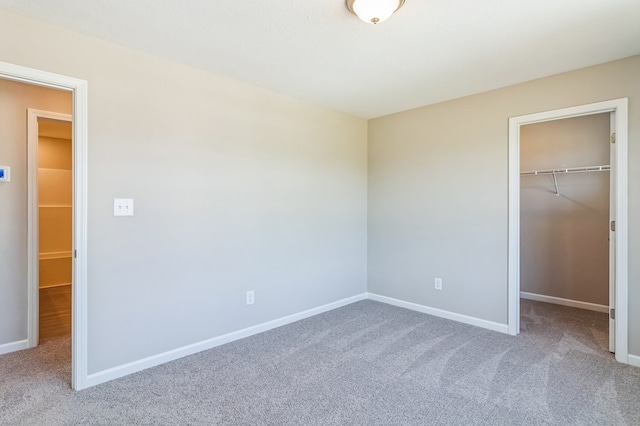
520;164;610;176
520;164;610;196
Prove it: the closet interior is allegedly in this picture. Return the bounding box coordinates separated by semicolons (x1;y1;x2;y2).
519;113;610;314
38;119;72;342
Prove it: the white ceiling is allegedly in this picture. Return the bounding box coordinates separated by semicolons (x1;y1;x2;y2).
1;0;639;118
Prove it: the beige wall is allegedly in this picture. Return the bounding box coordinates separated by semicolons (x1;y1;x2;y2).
369;55;640;356
520;114;610;305
0;79;71;345
0;10;368;373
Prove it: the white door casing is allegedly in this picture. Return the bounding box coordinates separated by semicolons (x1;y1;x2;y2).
508;98;629;364
609;111;617;353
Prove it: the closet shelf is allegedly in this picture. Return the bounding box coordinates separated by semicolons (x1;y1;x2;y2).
40;282;71;290
39;204;72;208
39;251;72;260
520;164;610;176
520;164;610;196
38;167;72;172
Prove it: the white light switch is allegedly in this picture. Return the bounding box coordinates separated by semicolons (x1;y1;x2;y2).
114;198;134;216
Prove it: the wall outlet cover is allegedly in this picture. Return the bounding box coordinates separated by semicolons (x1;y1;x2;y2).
434;277;443;290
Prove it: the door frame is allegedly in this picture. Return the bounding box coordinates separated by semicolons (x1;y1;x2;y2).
609;112;617;353
508;98;629;364
27;109;73;348
0;61;89;390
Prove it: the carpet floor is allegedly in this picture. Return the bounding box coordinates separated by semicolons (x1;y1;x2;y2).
1;299;639;425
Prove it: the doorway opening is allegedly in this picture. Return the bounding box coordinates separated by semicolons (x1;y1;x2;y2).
28;111;73;344
519;113;612;352
0;61;89;390
508;99;629;364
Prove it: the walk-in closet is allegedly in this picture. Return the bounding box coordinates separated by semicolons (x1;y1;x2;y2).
37;119;72;341
519;113;611;338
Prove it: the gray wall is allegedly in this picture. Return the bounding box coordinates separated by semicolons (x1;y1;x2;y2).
0;79;71;344
368;55;640;355
520;114;610;305
0;10;368;373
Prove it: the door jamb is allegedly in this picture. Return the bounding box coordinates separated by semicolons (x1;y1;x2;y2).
508;98;629;364
0;61;89;390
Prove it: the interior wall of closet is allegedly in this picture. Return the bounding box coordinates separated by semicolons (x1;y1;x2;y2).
520;113;610;307
38;119;72;341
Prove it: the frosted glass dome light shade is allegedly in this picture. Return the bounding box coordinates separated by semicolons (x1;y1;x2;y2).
347;0;405;24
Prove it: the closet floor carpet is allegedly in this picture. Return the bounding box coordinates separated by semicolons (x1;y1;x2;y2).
1;299;639;425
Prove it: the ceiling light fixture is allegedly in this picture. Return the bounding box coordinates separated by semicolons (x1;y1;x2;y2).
346;0;405;25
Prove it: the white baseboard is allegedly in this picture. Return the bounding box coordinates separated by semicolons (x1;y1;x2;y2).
85;293;368;389
367;293;509;334
628;354;640;368
520;292;609;313
0;339;29;355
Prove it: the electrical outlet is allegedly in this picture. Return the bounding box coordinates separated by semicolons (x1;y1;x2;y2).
246;291;255;305
434;277;443;291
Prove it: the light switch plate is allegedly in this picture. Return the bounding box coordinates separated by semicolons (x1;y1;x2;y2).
114;198;134;216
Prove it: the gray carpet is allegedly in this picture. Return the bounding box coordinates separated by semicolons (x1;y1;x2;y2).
1;299;639;425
